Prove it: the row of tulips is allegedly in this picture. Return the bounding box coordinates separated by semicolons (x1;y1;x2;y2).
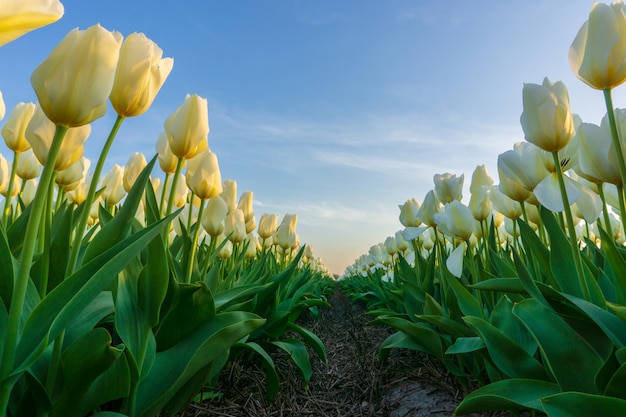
0;2;333;417
342;2;626;416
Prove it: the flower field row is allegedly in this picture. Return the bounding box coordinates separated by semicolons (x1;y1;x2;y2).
341;2;626;416
0;2;333;416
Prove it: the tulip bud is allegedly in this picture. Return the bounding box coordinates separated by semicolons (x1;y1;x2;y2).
258;213;279;240
164;94;209;159
66;179;89;204
185;149;222;200
520;78;575;152
217;235;233;259
384;235;398;256
497;142;549;192
577;121;622;185
101;164;126;206
245;215;256;234
416;190;441;228
0;91;4;121
221;179;237;214
468;186;492;222
2;102;36;152
31;24;123;127
123;152;147;192
569;1;626;90
244;232;259;259
21;179;37;206
225;208;247;244
399;198;421;227
25;105;91;171
275;214;298;250
0;154;9;194
15;149;41;180
156;131;180;174
110;33;173;117
237;190;254;223
0;0;64;47
433;173;463;204
56;156;89;189
434;201;476;242
469;165;494;194
201;196;228;237
490;185;522;219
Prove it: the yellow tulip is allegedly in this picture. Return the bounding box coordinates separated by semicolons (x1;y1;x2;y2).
237;190;254;223
31;24;122;127
520;78;575;153
399;198;421;227
110;32;174;117
25;105;90;171
21;179;37;206
123;152;147;192
185;149;222;200
221;179;237;213
225;208;247;244
416;190;441;228
434;201;476;242
101;164;126;206
201;196;228;237
156;131;179;174
0;91;4;120
0;0;63;47
275;214;298;250
569;1;626;90
433;173;463;204
164;94;209;159
2;102;36;152
55;156;89;189
0;154;9;194
258;213;279;240
469;165;494;194
15;148;41;180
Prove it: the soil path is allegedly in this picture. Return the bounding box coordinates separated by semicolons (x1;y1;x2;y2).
183;287;506;417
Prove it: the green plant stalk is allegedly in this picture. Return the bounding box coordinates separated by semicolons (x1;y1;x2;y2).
158;172;171;215
185;197;206;284
2;151;20;225
617;185;626;239
603;88;626;192
165;157;184;217
0;125;69;415
551;151;590;300
38;178;55;299
596;184;613;236
67;115;125;274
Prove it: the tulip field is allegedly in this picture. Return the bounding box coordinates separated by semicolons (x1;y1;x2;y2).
4;1;626;417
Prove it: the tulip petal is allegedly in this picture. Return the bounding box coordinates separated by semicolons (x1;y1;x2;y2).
534;173;581;212
402;226;427;241
446;243;466;279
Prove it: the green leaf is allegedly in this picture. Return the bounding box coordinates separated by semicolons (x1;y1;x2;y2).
489;295;537;356
50;328;129;417
374;316;443;359
82;156;156;265
443;270;484;318
288;322;327;362
235;341;279;400
14;215;172;373
272;338;312;385
445;336;485;354
455;379;561;414
600;226;626;304
513;298;603;393
463;316;549;380
0;225;14;309
135;311;265;417
517;217;554;286
541;392;626;417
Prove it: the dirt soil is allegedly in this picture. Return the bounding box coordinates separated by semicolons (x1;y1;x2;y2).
180;287;510;417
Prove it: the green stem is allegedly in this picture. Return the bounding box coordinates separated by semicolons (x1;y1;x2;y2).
617;185;626;240
159;172;170;216
2;151;20;225
165;157;184;217
551;151;590;300
597;184;613;237
67;115;125;275
0;125;69;415
185;198;206;284
603;88;626;189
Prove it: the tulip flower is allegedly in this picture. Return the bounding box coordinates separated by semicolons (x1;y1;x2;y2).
0;154;9;194
164;94;209;160
384;235;398;256
244;232;259;259
0;92;4;121
569;1;626;90
201;196;228;237
490;185;522;220
0;0;64;47
25;105;91;171
468;186;492;222
497;142;549;193
237;190;254;223
399;198;421;227
276;214;298;250
156;131;179;174
2;102;36;152
216;234;233;259
434;201;476;242
55;156;89;189
15;148;41;180
433;173;464;204
416;190;441;228
66;179;89;204
31;24;123;127
245;214;256;234
258;213;279;240
185;149;222;200
110;33;173;117
469;165;494;194
520;78;576;153
221;179;237;214
225;208;247;244
123;152;147;193
21;179;37;207
100;164;126;206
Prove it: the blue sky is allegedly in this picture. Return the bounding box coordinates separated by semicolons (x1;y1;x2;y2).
0;1;622;274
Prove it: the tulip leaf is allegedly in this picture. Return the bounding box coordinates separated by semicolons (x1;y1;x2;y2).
513;298;603;393
463;316;549;380
14;215;172;373
517;217;554;286
417;314;473;339
272;338;313;384
445;336;485;354
0;225;14;309
63;291;114;349
82;156;157;265
374;316;444;359
235;341;279;400
540;392;626;417
443;269;484;318
134;311;265;417
599;226;626;304
288;322;327;362
50;328;129;417
454;379;561;415
489;295;537;356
